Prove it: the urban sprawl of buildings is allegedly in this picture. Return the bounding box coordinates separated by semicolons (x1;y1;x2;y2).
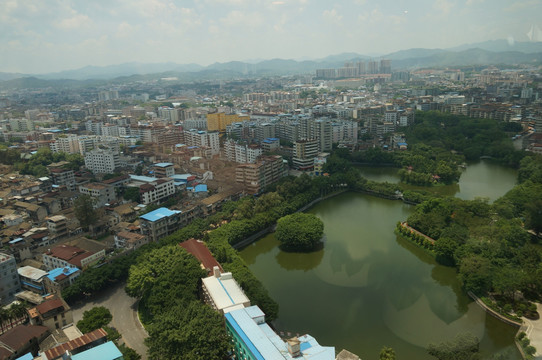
0;59;541;359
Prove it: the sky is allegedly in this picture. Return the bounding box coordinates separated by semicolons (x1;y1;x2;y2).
1;0;541;74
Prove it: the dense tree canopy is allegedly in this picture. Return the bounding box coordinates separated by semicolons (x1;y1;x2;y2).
126;245;230;359
74;194;97;230
76;306;112;333
275;213;324;252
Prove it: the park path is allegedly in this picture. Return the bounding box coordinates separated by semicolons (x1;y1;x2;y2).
522;303;542;359
400;222;436;244
71;282;148;360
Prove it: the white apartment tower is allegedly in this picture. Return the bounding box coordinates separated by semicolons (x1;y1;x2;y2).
84;146;120;174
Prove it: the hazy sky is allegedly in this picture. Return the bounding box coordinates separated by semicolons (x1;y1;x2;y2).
1;0;540;74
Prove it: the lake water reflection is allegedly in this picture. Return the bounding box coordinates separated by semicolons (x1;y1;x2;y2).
240;161;520;359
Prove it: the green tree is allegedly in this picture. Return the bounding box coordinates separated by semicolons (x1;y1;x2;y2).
118;344;142;360
74;195;97;230
380;346;396;360
123;187;141;203
146;301;230;360
76;306;112;333
458;255;492;294
275;213;324;252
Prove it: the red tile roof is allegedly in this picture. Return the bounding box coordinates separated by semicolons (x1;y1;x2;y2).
0;324;49;351
179;239;223;275
44;328;107;359
45;245;94;268
35;298;64;316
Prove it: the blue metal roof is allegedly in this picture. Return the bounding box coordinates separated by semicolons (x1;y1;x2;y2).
129;175;157;183
15;353;33;360
47;267;79;282
153;162;173;167
72;341;122;360
195;184;207;192
225;312;265;360
140;207;181;222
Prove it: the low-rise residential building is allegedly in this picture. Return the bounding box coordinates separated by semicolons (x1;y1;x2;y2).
139;207;182;242
42;245;105;271
128;175;176;205
46;215;68;239
28;296;73;331
49;168;76;191
152;162;175;178
114;231;147;250
0;253;21;305
78;183;116;208
13;202;47;223
0;325;49;360
42;328;108;360
43;267;80;296
17;266;48;294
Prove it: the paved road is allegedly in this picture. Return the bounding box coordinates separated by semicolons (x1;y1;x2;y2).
71;282;148;360
523;303;542;359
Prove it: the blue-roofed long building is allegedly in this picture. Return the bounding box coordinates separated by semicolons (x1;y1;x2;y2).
225;305;336;360
139;207;182;242
70;341;123;360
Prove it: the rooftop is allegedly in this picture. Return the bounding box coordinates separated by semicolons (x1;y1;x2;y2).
0;325;49;352
46;267;80;282
43;328;107;360
35;298;64;316
153;162;174;167
202;272;250;312
17;266;48;281
129;174;158;183
140;207;181;222
71;341;123;360
179;239;223;274
226;306;335;360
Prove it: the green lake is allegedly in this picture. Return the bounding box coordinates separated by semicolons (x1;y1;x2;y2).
240;161;521;359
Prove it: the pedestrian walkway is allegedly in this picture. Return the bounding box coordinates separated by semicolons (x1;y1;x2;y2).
522;303;542;359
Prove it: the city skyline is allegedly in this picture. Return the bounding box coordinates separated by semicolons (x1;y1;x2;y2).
1;0;541;74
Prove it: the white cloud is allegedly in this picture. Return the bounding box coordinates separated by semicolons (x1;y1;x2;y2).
220;10;263;28
322;8;343;25
116;22;135;38
56;14;92;30
433;0;454;15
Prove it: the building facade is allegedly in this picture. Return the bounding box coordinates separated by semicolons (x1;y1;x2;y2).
0;253;21;305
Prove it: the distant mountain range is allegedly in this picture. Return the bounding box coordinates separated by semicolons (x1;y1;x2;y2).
1;39;542;88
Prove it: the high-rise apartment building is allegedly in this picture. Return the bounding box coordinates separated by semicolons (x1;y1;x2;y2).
84;146;120;174
293;139;319;171
183;129;220;155
207;113;248;132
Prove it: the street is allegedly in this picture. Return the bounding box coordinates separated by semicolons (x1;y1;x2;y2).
71;282;148;360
